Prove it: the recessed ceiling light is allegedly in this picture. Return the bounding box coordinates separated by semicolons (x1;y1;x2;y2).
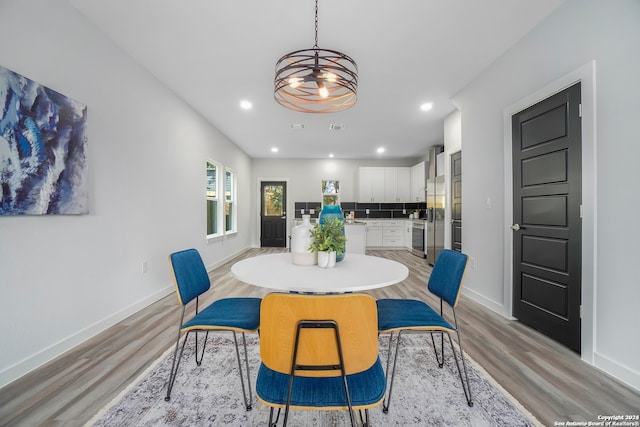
377;147;386;154
240;100;252;110
271;147;279;153
420;102;434;112
329;153;334;158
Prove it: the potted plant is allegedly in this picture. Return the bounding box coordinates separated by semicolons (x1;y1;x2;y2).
309;218;347;268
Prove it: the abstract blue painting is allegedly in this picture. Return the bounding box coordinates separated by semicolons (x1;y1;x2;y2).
0;65;88;215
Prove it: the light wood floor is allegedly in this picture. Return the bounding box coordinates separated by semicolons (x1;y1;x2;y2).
1;248;638;426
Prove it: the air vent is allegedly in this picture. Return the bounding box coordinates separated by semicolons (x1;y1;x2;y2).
289;123;305;130
329;124;345;131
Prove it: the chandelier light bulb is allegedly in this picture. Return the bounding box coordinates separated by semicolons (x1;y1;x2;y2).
318;83;329;98
288;77;302;88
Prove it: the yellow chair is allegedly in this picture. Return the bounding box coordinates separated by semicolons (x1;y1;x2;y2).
256;293;386;427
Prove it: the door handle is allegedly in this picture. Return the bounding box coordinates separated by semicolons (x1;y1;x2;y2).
511;224;522;231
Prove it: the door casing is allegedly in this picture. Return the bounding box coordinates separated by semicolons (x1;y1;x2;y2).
502;61;596;362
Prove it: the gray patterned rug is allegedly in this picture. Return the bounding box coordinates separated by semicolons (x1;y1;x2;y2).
86;333;541;426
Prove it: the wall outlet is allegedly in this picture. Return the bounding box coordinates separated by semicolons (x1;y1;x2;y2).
142;260;148;274
365;209;370;215
469;257;476;269
310;209;315;214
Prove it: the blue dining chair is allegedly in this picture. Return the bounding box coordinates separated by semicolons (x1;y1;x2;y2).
164;248;261;410
376;249;473;412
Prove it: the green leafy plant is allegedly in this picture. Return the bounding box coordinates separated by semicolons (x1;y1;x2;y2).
308;218;347;255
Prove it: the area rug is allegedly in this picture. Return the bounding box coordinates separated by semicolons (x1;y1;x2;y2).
86;333;542;426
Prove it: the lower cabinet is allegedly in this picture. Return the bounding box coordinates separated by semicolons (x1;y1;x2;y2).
364;220;383;247
344;223;366;255
364;220;410;249
382;220;405;247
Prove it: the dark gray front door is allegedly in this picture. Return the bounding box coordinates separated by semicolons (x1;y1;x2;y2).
511;83;582;352
260;181;287;247
451;151;462;252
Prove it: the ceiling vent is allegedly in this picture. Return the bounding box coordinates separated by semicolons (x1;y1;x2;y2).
329;124;345;131
289;123;305;130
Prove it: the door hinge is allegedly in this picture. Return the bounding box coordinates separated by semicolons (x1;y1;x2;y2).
579;103;582;118
580;204;583;218
580;305;583;318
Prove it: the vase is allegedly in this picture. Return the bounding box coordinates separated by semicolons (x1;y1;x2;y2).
291;214;317;265
317;251;336;268
319;204;346;262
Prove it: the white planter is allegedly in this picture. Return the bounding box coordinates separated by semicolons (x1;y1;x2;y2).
317;251;337;268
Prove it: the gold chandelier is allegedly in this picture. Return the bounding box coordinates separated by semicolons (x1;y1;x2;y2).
274;0;358;113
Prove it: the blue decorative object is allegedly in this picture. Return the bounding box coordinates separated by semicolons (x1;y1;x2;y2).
319;204;345;262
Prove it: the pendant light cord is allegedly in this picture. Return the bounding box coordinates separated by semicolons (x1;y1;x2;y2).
314;0;319;49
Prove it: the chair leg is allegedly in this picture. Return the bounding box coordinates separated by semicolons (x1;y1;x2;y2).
382;331;403;414
447;331;474;407
429;331;445;368
194;331;210;366
268;407;280;426
165;330;191;401
232;331;253;410
360;408;371;426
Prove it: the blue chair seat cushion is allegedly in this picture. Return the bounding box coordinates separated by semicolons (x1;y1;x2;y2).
377;299;454;332
256;358;386;408
181;297;261;331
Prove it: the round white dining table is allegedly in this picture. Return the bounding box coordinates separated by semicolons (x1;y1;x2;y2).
231;253;409;293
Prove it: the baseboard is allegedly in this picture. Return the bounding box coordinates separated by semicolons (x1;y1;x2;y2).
204;247;249;271
593;351;640;392
462;287;512;319
0;285;174;389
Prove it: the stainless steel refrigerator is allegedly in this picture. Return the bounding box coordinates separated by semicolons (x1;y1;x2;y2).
426;175;445;265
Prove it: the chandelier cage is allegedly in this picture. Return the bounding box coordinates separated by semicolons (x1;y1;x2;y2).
274;0;358;113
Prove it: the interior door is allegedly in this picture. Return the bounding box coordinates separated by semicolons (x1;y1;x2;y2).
260;181;287;247
511;83;582;352
451;151;462;252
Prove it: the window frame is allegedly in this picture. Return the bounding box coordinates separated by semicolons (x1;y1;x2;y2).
224;167;237;234
206;160;222;239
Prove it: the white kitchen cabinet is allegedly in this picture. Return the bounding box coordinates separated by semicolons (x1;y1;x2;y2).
363;220;383;247
397;167;411;201
411;161;426;202
344;223;366;255
360;166;411;203
384;167;411;202
358;167;385;203
404;220;413;249
382;220;405;247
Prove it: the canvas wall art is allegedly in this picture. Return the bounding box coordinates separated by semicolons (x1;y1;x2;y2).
0;65;88;215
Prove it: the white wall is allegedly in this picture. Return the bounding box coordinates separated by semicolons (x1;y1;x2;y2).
0;0;253;387
452;0;640;389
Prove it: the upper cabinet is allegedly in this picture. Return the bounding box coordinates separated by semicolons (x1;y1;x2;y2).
358;167;386;202
384;167;411;202
358;166;411;202
410;162;426;202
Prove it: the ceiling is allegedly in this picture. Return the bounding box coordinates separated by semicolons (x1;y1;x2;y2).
69;0;566;160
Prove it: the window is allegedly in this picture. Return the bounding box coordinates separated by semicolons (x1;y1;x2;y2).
206;161;237;238
225;168;236;233
206;161;220;237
